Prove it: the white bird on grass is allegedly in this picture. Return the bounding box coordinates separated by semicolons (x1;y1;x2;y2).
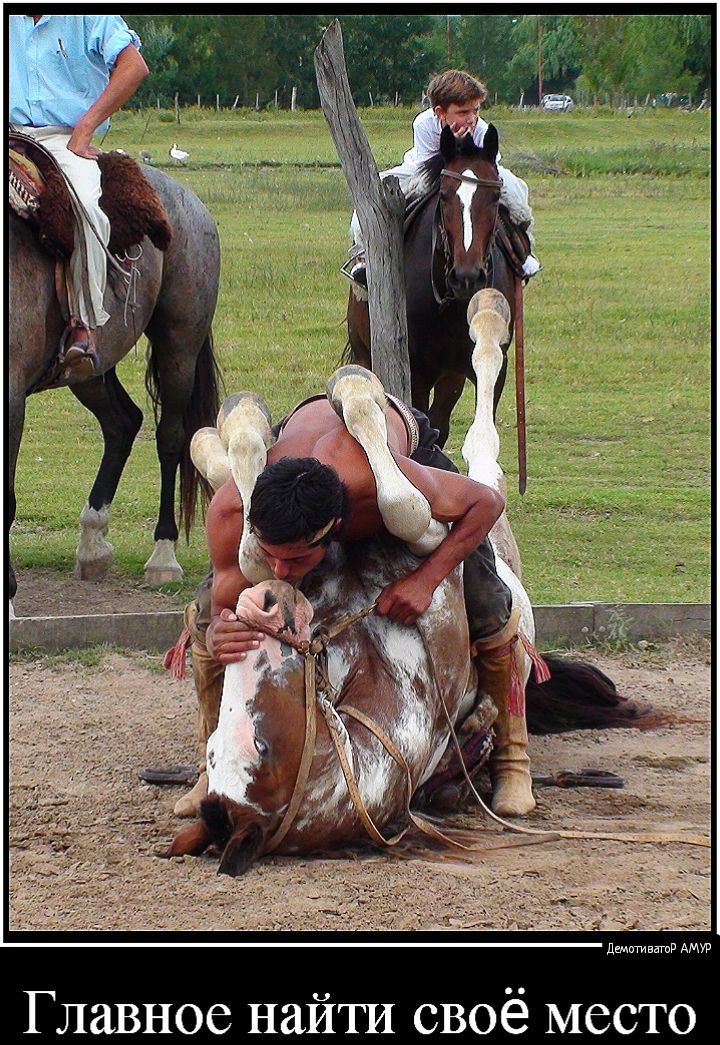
169;143;189;165
139;149;153;164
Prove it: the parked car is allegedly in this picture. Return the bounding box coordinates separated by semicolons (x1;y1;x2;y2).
541;94;574;112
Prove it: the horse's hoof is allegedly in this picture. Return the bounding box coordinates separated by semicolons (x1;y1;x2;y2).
144;540;183;586
75;555;112;581
145;565;183;586
173;772;209;818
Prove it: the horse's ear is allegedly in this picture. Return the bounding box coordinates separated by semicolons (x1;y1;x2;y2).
440;124;457;161
217;823;266;877
482;124;499;164
164;820;212;858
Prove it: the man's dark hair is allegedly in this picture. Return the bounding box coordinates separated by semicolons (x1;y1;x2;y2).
248;458;349;546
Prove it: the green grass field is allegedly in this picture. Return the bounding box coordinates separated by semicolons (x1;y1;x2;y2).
12;106;711;605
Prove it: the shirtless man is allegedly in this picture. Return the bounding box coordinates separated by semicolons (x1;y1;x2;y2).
175;394;534;820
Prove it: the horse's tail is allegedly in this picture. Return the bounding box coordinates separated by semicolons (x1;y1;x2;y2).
145;331;223;541
525;655;672;735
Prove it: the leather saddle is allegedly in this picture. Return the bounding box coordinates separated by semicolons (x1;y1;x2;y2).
9;133;173;258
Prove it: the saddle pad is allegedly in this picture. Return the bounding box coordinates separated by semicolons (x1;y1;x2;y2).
8;147;43;216
8;137;173;258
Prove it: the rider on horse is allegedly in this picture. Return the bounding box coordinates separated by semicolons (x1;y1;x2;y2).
346;69;540;287
174;388;536;823
9;14;148;378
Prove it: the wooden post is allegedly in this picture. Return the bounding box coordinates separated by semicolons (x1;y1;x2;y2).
216;94;220;112
197;94;201;109
291;86;297;111
254;92;259;110
174;92;180;123
314;19;410;402
274;89;279;109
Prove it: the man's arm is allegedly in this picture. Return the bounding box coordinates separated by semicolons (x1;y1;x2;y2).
204;482;266;665
68;44;149;158
375;458;505;625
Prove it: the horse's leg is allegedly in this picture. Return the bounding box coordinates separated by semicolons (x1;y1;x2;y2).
462;288;535;817
345;290;372;369
8;383;27;614
490;253;515;418
215;392;275;584
140;315;210;584
69;371;143;580
428;372;466;448
326;366;446;554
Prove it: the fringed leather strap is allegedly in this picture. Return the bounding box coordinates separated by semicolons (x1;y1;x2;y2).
164;625;191;680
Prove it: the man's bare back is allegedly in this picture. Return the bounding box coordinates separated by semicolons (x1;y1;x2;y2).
206;396;504;663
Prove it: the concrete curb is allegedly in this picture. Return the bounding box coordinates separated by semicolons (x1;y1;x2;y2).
8;603;711;654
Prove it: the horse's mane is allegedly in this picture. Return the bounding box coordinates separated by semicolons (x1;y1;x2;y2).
406;153;445;204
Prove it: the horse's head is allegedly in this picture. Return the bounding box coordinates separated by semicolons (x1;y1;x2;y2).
437;123;502;300
167;580;316;876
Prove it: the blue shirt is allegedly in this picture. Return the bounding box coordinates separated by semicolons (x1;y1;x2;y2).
9;15;141;132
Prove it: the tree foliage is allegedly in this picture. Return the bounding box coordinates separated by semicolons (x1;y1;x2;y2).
122;13;712;109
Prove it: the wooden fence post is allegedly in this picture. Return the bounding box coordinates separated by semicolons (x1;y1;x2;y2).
174;93;180;123
314;19;410;402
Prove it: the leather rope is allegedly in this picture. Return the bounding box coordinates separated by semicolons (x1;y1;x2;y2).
514;274;527;495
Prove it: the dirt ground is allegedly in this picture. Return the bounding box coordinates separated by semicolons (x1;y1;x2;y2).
9;569;712;934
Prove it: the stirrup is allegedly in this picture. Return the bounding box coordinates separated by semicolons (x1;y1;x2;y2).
59;321;100;377
340;255;367;287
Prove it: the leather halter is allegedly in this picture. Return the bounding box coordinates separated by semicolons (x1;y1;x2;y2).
440;168;502;190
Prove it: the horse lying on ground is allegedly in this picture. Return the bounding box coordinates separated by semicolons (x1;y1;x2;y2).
166;289;672;876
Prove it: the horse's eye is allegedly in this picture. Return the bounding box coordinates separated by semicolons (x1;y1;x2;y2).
254;736;269;758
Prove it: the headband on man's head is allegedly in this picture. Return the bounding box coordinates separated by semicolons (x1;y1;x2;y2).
251;517;337;549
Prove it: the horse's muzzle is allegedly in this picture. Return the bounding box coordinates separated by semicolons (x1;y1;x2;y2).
448;265;487;300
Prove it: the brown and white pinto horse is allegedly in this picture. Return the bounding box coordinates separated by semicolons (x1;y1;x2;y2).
168;291;666;875
168;540;482;876
347;124;516;447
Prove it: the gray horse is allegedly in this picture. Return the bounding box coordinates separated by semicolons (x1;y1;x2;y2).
9;164;222;605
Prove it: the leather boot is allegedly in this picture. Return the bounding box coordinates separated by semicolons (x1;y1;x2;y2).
472;607;536;816
173;603;225;818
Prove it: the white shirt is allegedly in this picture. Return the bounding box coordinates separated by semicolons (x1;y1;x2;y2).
403;107;501;167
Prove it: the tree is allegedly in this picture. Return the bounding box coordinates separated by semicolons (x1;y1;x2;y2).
454;15;517;101
340;15;441;105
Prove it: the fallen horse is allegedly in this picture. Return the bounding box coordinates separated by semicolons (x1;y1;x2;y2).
167;290;708;874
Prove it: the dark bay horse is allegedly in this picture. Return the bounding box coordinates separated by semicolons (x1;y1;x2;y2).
9;165;222;603
347;123;515;447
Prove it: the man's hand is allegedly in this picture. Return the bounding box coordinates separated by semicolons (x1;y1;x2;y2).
206;608;265;665
375;574;435;626
67;124;101;159
443;116;476;140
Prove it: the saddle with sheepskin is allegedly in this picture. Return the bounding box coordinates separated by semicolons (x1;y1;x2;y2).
8;133;173;258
